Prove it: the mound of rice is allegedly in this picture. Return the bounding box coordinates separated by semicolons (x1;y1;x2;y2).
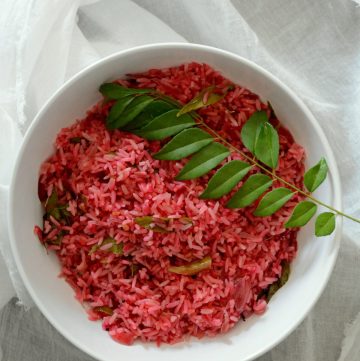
35;62;305;345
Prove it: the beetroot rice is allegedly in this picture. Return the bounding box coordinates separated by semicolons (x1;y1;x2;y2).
35;62;305;345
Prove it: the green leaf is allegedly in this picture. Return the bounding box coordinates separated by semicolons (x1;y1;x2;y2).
111;243;124;255
175;142;230;181
45;189;58;212
135;109;195;140
240;111;268;153
134;216;169;233
107;95;154;130
304;157;328;192
200;160;252;199
134;216;154;227
59;205;72;225
315;212;336;237
226;174;273;209
99;83;153;99
46;230;65;247
106;96;134;125
49;208;61;221
123;100;175;131
254;187;294;217
285;201;317;228
135;216;192;233
89;237;123;255
154;128;213;160
254;122;279;169
177;86;225;116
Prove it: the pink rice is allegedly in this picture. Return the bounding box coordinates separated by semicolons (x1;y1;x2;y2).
36;62;305;345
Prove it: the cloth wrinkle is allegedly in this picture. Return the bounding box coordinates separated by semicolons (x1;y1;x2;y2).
0;0;359;360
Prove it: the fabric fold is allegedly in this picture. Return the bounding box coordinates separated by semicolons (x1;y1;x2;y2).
0;0;360;360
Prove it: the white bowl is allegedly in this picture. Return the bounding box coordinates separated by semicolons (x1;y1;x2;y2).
9;43;342;361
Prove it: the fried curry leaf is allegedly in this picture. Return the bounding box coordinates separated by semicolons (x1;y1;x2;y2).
267;261;290;301
134;216;193;233
89;237;123;255
94;306;113;316
168;256;212;275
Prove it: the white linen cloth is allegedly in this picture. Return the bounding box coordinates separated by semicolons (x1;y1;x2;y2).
0;0;360;360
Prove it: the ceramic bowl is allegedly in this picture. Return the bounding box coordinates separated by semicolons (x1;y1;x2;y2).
9;43;342;361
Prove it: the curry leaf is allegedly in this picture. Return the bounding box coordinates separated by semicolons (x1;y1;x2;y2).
45;189;58;212
285;201;317;228
177;86;225;116
45;231;64;247
176;142;230;180
69;137;84;144
134;216;193;233
226;174;273;208
99;83;153;99
279;262;291;287
111;243;124;255
254;122;279;169
123;100;175;130
154;128;213;160
130;264;138;277
94;84;352;239
89;237;123;255
267;261;290;301
107;95;154;129
94;306;113;316
135;109;195;140
106;96;134;125
134;215;169;233
168;256;212;275
134;216;153;227
200;160;252;199
240;111;268;153
304;157;328;192
254;187;294;217
315;212;336;236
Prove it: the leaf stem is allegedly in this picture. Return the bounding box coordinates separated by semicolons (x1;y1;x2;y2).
198;121;359;224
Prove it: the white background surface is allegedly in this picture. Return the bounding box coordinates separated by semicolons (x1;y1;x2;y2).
0;0;360;360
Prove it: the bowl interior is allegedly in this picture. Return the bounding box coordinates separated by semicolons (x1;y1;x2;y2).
9;44;341;361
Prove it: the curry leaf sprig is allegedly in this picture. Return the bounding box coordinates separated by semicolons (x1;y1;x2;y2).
99;82;360;237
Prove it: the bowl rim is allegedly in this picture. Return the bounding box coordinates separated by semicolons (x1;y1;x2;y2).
8;42;342;361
